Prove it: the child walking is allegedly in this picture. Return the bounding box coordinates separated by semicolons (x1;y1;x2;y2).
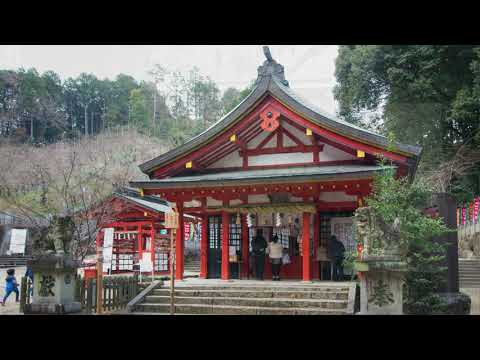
1;269;19;306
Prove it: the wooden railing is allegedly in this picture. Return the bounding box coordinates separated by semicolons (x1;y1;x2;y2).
20;274;140;314
75;275;140;314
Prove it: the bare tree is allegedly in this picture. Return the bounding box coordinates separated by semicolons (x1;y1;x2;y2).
0;128;168;261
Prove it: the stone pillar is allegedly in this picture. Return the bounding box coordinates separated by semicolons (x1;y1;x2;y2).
200;215;208;279
24;255;82;314
241;214;249;279
430;193;459;293
221;211;230;280
175;206;184;280
358;267;405;315
302;212;311;281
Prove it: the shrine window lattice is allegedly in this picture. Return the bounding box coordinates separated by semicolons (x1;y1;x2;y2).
154;251;169;272
229;215;242;254
111;231;138;272
208;216;221;250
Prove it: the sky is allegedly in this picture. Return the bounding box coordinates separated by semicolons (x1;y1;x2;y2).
0;45;339;114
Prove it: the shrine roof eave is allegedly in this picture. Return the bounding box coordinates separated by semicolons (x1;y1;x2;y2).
113;187;172;214
130;165;395;190
138;72;422;177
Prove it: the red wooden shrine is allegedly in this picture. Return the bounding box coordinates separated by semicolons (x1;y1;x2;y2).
92;188;197;276
130;47;422;281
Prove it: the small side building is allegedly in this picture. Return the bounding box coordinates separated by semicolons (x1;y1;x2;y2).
92;188;198;276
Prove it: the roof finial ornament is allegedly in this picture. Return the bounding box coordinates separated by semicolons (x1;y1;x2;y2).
263;46;273;62
255;46;289;87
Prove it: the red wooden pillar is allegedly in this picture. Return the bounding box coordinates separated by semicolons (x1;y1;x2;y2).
175;206;185;280
302;212;311;281
137;225;143;261
200;215;208;279
312;211;320;280
150;222;155;274
221;211;230;280
241;214;249;279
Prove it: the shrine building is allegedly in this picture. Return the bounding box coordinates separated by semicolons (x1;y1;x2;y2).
92;187;198;276
129;47;422;282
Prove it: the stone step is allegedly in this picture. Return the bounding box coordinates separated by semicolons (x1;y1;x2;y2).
134;303;348;315
143;295;348;309
459;265;480;268
166;285;350;292
152;288;349;300
460;284;480;288
459;272;480;276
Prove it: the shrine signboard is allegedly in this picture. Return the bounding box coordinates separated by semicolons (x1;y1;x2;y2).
164;210;179;229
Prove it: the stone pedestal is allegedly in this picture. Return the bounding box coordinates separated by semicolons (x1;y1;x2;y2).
24;254;82;314
355;256;407;315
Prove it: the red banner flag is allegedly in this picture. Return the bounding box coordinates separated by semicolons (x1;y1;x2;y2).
462;206;466;225
474;198;479;223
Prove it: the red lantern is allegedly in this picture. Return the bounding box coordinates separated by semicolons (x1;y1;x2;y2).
357;243;364;255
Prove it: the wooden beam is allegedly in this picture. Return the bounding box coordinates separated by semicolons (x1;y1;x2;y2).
240;144;322;157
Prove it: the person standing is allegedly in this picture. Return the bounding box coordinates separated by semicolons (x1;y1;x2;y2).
1;269;19;306
251;229;268;280
328;235;346;281
25;267;34;297
267;235;284;281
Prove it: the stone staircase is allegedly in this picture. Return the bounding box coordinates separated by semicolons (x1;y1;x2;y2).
0;255;33;268
184;258;200;277
131;280;356;315
459;258;480;288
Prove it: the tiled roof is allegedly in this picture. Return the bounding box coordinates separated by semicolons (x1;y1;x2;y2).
130;165;395;189
138;48;422;176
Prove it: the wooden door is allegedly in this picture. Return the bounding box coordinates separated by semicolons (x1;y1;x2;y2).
207;216;222;278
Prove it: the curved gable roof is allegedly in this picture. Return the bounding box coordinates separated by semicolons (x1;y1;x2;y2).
139;49;422;177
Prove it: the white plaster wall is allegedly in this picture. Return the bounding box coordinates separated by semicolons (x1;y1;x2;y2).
264;136;277;148
249;152;313;166
248;194;270;204
184;199;202;208
321;143;356;162
207;150;243;168
282;120;310;145
283;134;297;147
319;192;357;202
206;197;223;207
247;131;270;149
229;199;243;206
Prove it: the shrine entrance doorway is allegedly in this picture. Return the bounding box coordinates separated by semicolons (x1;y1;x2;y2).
207;215;222;278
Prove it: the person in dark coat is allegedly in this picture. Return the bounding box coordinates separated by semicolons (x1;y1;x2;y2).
251;229;268;280
328;235;346;281
25;267;34;296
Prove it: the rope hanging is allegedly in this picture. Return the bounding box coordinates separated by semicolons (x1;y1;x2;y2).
207;202;316;214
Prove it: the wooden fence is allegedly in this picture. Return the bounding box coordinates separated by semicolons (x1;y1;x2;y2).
20;274;139;314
